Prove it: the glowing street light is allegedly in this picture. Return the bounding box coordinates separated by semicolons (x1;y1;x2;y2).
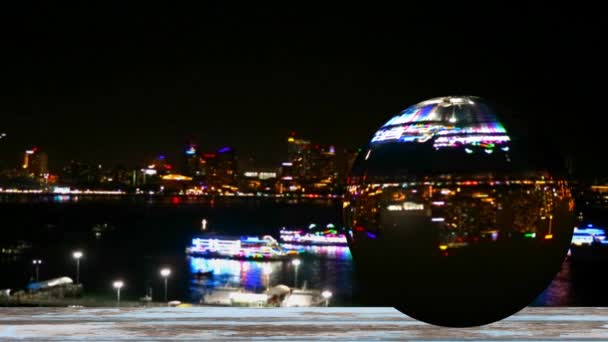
262;264;273;291
160;268;171;303
321;290;332;307
201;218;208;231
291;259;301;289
32;259;42;282
72;251;83;284
113;280;124;307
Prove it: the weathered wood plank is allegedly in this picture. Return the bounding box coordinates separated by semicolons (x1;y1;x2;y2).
1;307;608;340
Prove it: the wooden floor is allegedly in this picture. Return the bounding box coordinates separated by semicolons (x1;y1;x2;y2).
1;307;608;340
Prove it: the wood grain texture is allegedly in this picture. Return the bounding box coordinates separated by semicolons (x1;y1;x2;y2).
1;307;608;340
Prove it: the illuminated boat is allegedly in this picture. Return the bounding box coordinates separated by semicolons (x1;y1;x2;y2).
571;225;607;246
568;224;608;263
186;235;298;260
279;223;348;246
26;277;73;291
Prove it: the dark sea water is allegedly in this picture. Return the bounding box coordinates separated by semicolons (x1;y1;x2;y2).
1;194;607;307
0;195;354;305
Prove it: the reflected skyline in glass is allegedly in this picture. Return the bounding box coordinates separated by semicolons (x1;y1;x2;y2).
344;96;575;327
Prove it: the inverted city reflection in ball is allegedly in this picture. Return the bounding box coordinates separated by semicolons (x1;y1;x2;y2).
344;96;574;327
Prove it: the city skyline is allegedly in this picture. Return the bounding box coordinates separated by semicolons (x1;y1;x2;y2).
2;3;608;333
0;131;358;195
1;3;605;175
0;131;355;172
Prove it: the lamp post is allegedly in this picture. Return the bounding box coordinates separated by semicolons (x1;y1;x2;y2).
201;218;207;231
72;251;83;284
160;268;171;303
321;290;332;307
262;264;272;291
291;259;301;289
113;280;124;307
32;259;42;282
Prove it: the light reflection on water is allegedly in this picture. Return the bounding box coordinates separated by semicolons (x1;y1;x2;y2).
532;260;575;306
189;258;282;290
187;246;353;303
280;245;352;260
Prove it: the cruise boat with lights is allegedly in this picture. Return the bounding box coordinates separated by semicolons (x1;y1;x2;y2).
571;225;607;246
186;235;299;260
279;223;348;246
568;224;608;263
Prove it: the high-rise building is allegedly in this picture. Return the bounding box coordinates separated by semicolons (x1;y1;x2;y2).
241;168;277;192
216;146;237;186
277;161;299;193
60;160;101;185
23;147;48;177
284;133;342;192
199;152;218;185
150;155;173;176
309;145;337;181
198;147;237;188
303;144;337;193
338;148;360;185
287;133;312;180
183;142;199;177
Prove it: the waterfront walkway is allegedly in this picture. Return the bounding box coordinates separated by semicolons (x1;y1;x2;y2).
1;307;608;340
3;296;171;308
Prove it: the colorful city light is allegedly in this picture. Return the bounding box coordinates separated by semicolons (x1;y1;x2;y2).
370;96;511;150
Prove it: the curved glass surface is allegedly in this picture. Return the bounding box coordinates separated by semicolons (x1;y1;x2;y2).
345;96;574;327
371;96;509;149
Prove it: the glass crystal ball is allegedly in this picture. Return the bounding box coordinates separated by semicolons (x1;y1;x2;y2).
344;96;574;327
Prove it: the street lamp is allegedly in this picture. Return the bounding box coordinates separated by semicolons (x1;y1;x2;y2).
201;218;207;231
72;251;83;284
160;268;171;303
262;264;272;291
321;290;332;307
32;259;42;282
291;259;301;289
113;280;124;307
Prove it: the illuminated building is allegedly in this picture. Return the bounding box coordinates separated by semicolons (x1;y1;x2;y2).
576;184;608;210
158;173;193;193
278;161;298;193
131;155;175;188
284;133;340;192
23;148;48;177
59;161;106;186
287;133;312;181
199;152;217;183
185;146;239;190
241;169;277;192
308;145;337;191
161;174;193;181
338;148;359;185
151;155;172;176
243;170;277;180
107;166;133;186
183;142;199;177
216;146;237;186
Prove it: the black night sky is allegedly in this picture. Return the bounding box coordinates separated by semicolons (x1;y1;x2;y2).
0;3;605;176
